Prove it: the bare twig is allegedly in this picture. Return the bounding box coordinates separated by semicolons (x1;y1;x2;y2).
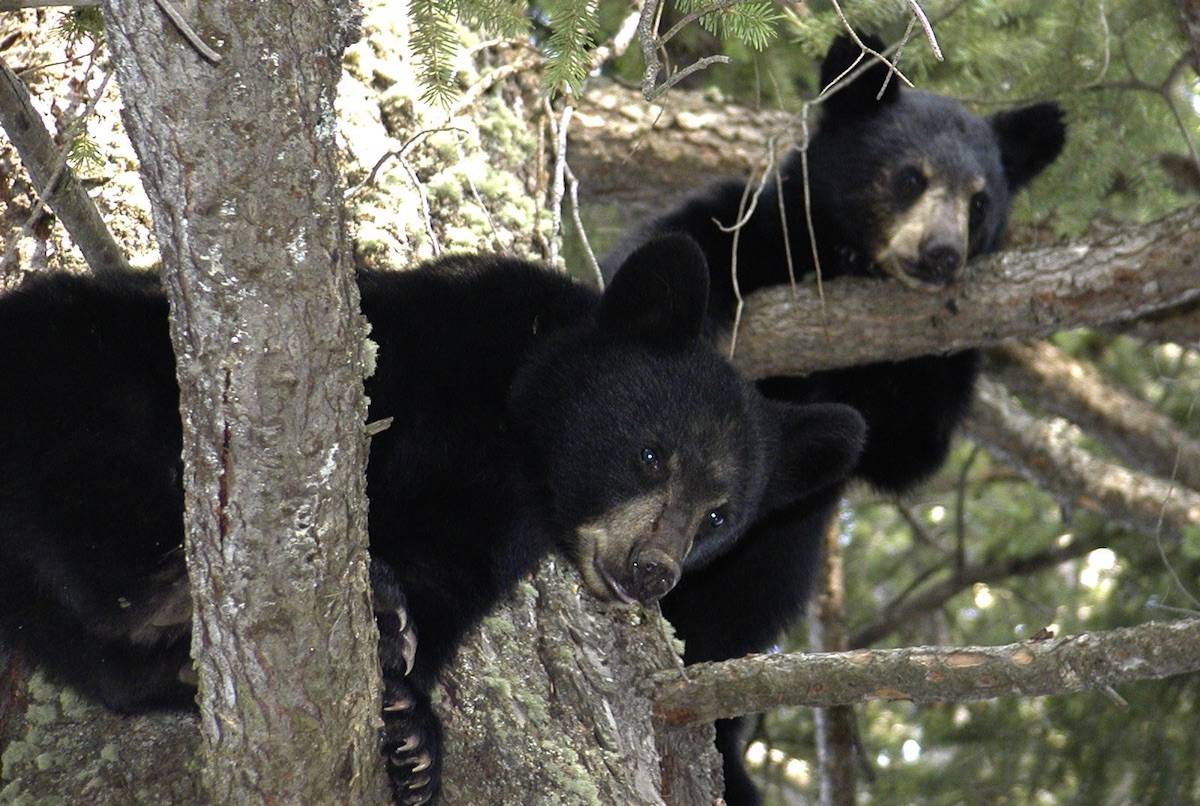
725;143;777;359
905;0;943;60
0;55;131;274
454;137;510;255
547;102;574;268
637;0;745;101
152;0;222;64
346;126;470;197
660;0;757;45
565;162;602;287
399;157;440;256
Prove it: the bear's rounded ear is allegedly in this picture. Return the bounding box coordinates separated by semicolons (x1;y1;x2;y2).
990;102;1067;191
760;401;866;515
819;33;900;116
597;234;709;347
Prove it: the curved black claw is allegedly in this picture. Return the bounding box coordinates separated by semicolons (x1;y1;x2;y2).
371;560;419;678
381;679;442;806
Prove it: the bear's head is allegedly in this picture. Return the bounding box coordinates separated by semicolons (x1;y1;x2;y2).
810;34;1066;289
509;235;865;605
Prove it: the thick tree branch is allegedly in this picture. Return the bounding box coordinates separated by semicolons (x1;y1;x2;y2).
573;80;791;205
653;619;1200;727
849;530;1111;649
966;378;1200;542
730;205;1200;379
0;55;130;274
986;340;1200;491
437;558;721;804
101;1;383;801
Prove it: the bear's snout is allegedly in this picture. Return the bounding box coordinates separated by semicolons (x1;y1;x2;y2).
629;547;681;603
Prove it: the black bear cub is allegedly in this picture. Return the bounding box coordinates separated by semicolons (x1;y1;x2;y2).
0;235;866;804
605;35;1066;804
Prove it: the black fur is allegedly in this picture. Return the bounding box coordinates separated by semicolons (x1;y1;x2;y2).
603;35;1066;804
0;235;865;803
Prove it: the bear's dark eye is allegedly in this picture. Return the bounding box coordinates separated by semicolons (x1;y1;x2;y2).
893;166;927;204
640;447;660;471
969;191;990;228
706;508;727;529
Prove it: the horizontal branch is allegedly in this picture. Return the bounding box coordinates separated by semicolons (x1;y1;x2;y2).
652;618;1200;726
986;341;1200;491
730;205;1200;379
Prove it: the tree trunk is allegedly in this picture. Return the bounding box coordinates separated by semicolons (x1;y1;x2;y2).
437;558;721;805
100;1;384;801
807;518;857;806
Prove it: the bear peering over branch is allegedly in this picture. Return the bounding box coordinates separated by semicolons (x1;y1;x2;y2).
603;34;1066;805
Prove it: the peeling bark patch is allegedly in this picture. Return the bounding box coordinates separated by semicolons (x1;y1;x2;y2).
1011;649;1035;667
945;653;987;668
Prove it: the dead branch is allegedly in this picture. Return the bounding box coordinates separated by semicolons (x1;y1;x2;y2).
986;340;1200;491
966;378;1200;542
652;618;1200;726
0;55;130;274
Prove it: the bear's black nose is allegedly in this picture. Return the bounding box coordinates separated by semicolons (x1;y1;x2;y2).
917;244;962;284
630;548;681;603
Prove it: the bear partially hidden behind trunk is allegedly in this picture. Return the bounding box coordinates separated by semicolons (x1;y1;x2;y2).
0;234;866;804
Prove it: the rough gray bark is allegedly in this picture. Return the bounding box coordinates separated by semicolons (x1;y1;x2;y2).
100;1;385;802
967;378;1200;543
986;340;1200;491
0;656;202;804
653;619;1200;726
729;205;1200;379
436;557;721;805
